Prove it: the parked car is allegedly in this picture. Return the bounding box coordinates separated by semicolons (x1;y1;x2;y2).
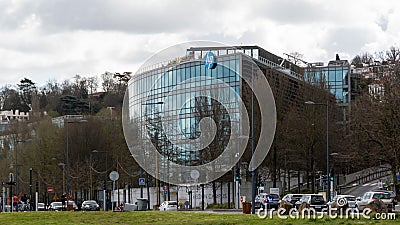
48;202;63;211
281;194;304;205
295;194;327;211
81;200;100;211
373;190;397;206
1;204;11;212
328;195;357;208
67;200;79;211
159;201;178;211
37;202;47;211
357;191;393;212
255;193;280;209
18;202;31;211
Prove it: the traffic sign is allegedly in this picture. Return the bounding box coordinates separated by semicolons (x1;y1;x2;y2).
139;178;146;186
378;180;383;189
164;190;168;195
163;185;168;191
47;187;54;193
270;188;279;195
109;171;119;181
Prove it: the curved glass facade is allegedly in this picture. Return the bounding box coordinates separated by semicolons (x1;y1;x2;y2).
128;54;241;167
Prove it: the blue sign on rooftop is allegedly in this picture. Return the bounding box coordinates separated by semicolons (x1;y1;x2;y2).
204;51;216;69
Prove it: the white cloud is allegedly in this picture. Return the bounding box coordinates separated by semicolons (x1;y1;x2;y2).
1;0;400;87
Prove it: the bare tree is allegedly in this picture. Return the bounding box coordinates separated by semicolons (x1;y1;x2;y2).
352;52;374;67
349;60;400;194
386;46;400;63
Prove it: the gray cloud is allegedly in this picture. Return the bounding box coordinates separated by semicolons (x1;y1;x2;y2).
1;0;221;34
254;0;328;24
1;0;400;87
321;26;377;59
376;15;389;32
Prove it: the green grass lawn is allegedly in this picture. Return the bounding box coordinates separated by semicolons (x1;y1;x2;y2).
0;211;399;225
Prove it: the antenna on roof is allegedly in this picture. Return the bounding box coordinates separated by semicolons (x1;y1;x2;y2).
283;53;309;66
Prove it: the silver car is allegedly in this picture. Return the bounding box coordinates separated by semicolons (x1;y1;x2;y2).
255;193;280;209
159;201;178;211
37;202;47;211
48;202;63;211
357;191;393;212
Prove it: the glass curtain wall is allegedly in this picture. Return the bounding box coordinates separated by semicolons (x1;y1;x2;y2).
129;54;241;167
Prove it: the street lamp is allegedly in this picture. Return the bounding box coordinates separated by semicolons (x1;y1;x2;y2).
91;150;108;173
14;139;25;195
65;119;87;207
141;101;164;203
51;157;65;194
251;66;256;214
107;107;115;120
234;133;248;210
58;163;66;194
305;100;330;201
92;149;108;211
220;118;245;210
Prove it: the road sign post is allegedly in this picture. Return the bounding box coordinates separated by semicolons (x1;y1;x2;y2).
378;180;383;189
139;178;146;186
2;185;5;212
109;171;119;210
47;187;54;193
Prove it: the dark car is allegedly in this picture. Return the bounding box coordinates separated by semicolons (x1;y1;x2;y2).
81;200;100;211
255;193;280;209
295;194;327;211
281;194;304;205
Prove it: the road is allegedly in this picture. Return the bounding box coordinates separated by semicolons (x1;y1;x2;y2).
343;176;390;197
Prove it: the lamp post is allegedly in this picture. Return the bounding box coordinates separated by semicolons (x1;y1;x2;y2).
14;139;25;195
222;118;246;210
141;101;164;203
51;157;65;195
92;149;108;210
107;107;115;120
305;100;329;201
251;64;256;214
58;163;66;194
234;134;248;210
65;119;87;207
94;151;109;171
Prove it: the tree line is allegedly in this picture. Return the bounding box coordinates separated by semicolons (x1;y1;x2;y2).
0;71;131;117
1;45;399;203
0;71;138;201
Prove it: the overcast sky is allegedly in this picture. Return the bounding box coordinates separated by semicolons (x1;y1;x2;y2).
1;0;399;88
